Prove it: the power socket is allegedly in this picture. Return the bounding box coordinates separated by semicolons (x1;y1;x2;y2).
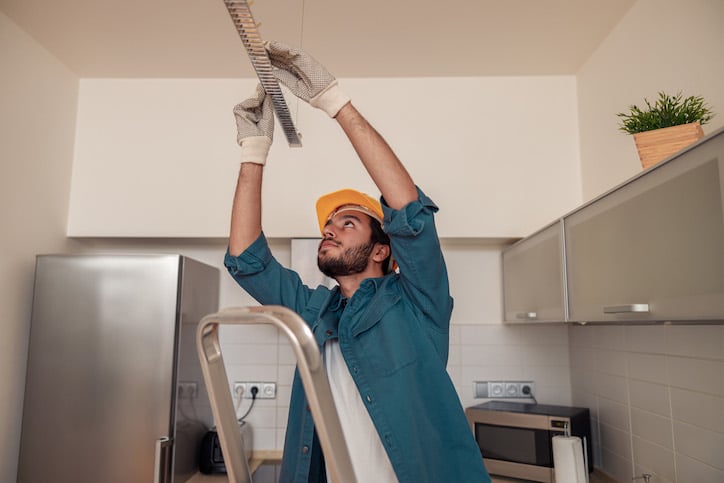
233;381;277;399
177;382;198;399
474;381;536;399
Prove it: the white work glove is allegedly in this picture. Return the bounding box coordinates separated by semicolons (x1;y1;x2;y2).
265;40;351;118
233;84;274;165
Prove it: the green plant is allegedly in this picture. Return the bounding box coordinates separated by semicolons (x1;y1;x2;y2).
617;91;714;134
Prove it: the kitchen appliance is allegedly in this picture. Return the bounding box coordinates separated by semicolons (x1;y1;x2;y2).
199;422;253;474
18;254;219;483
465;401;592;483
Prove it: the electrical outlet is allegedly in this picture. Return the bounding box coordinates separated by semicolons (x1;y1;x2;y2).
261;382;276;398
505;382;520;397
474;381;536;399
489;382;505;398
520;382;535;397
178;382;198;399
234;381;277;399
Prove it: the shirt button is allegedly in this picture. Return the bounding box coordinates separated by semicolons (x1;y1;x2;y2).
325;329;333;336
366;394;373;403
352;366;359;373
302;446;309;454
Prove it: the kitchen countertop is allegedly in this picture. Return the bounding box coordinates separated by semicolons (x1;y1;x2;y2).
490;471;618;483
188;450;282;482
188;452;619;482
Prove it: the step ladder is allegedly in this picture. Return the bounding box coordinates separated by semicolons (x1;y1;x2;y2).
196;305;356;483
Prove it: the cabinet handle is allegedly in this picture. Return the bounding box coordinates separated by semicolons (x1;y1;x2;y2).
603;304;650;314
154;437;172;483
516;312;538;320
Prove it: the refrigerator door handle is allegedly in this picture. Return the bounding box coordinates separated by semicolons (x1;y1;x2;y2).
154;436;173;483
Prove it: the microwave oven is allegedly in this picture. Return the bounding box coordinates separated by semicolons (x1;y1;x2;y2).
466;401;593;483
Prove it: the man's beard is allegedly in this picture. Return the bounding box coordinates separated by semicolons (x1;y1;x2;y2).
317;240;376;278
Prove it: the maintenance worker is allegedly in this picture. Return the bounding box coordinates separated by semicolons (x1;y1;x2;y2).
224;40;491;483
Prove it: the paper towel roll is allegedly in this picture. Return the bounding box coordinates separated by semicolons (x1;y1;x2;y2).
552;435;587;483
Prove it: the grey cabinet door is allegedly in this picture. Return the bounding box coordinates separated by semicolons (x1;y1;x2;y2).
564;131;724;322
502;221;567;322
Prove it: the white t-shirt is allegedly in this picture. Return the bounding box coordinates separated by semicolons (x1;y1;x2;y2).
324;339;399;483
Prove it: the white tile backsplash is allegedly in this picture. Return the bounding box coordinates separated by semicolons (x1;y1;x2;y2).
595;349;628;376
632;436;676;482
598;397;631;431
669;387;724;433
569;324;724;482
672;421;724;471
627;353;668;385
594;373;629;404
599;422;632;459
600;448;633;483
624;325;668;354
675;453;724;483
628;380;671;417
667;356;724;397
451;322;572;409
630;408;673;449
664;325;724;359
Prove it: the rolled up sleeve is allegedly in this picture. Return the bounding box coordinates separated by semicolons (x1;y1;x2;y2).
224;232;273;276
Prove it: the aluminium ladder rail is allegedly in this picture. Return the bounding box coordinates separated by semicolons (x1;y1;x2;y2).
196;305;356;483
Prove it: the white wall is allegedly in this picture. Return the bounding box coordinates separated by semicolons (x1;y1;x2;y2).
577;0;724;201
66;76;582;239
0;12;81;482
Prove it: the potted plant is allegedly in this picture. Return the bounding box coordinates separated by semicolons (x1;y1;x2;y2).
617;91;715;169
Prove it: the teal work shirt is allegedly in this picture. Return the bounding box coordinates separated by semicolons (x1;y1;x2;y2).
224;188;490;483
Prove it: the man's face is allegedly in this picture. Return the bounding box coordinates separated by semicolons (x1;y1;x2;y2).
317;211;376;278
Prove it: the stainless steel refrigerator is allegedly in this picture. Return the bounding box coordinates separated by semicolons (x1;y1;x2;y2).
18;254;219;483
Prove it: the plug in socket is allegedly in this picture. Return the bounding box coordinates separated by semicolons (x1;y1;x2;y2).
489;382;505;398
178;382;198;399
504;382;520;397
474;381;536;399
234;381;277;399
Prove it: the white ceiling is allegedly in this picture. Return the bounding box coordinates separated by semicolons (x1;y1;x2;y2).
0;0;635;78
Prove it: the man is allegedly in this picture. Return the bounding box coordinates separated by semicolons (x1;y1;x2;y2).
225;41;490;483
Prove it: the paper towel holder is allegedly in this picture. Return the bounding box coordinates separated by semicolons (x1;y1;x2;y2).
561;421;590;483
632;474;652;483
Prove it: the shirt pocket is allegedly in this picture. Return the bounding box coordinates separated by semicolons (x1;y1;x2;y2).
351;296;419;377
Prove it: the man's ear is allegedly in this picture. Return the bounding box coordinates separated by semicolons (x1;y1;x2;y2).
372;243;391;263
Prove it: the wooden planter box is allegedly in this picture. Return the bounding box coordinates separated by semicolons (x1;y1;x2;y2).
633;122;705;169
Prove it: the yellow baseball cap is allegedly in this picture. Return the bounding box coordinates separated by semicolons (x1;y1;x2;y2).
315;188;384;234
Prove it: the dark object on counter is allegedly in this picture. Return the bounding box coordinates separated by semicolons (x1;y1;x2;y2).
199;421;251;475
199;429;227;474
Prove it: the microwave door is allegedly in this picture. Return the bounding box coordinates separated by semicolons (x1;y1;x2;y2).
475;423;555;467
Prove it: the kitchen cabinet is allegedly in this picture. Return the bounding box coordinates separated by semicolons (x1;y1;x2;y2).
502;221;567;322
564;128;724;322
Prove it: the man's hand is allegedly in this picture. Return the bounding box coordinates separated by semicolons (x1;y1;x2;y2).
265;40;350;118
233;84;274;165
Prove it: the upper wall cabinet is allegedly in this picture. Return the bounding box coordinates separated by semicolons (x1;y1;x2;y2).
564;128;724;323
502;221;566;323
